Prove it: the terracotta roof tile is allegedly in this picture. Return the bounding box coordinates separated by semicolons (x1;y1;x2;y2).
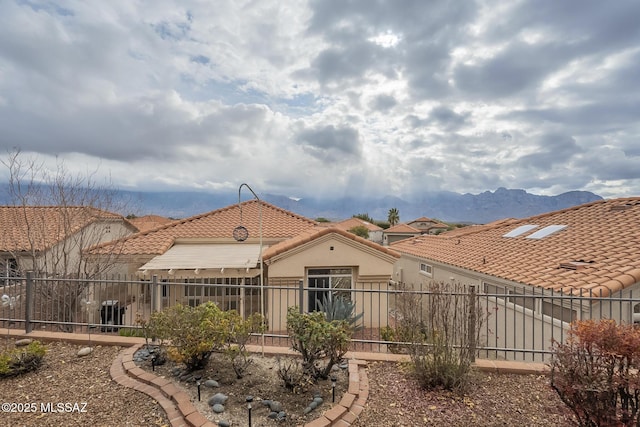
263;226;400;261
329;217;383;232
127;215;175;232
385;223;421;234
391;197;640;296
90;200;318;255
0;206;125;252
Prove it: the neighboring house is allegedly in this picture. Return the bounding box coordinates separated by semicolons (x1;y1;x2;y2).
407;216;449;235
127;215;174;232
328;217;384;244
89;200;399;331
0;206;137;278
391;197;640;358
382;223;421;245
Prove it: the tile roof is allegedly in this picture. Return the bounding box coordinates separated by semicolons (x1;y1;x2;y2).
384;223;421;234
263;226;400;261
391;198;640;296
90;200;318;255
0;206;125;252
329;217;383;232
127;215;175;232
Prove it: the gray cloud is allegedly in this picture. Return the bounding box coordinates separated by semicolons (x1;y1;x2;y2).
0;0;637;200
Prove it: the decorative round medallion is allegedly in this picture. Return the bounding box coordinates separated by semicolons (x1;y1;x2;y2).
233;225;249;242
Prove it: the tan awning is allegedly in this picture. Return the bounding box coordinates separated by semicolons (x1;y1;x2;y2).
139;244;262;271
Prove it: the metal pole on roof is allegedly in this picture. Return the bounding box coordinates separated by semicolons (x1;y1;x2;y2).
237;183;265;356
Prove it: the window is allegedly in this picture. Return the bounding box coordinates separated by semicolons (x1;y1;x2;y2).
483;283;506;301
308;268;352;312
419;263;433;277
542;301;577;323
508;290;536;311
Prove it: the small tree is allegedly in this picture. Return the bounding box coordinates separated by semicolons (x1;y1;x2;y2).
220;310;265;378
550;319;640;426
286;306;352;380
1;149;133;331
147;302;227;371
348;225;369;239
352;213;374;223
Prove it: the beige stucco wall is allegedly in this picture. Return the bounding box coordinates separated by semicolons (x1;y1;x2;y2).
266;233;395;332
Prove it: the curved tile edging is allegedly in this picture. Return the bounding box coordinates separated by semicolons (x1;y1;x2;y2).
112;343;369;427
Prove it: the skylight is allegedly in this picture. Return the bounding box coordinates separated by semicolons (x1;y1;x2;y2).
502;224;538;238
525;225;567;239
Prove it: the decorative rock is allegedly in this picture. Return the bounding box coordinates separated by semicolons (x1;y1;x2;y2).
212;403;225;414
313;397;323;405
171;367;182;377
208;393;229;406
261;399;272;407
277;411;286;421
77;347;93;357
204;379;220;388
268;401;283;412
268;411;278;419
218;421;230;427
15;338;33;347
309;401;318;410
303;406;313;415
339;361;349;369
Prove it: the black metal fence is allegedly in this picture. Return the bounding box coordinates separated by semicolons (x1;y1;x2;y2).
2;273;640;362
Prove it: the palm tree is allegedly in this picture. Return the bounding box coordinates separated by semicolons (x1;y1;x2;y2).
388;208;400;226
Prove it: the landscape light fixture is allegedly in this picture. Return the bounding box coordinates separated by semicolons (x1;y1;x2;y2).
194;375;202;401
236;183;265;355
331;375;337;402
246;395;254;427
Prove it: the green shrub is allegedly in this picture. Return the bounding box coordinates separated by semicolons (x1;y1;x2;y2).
550;319;640;426
0;341;46;378
147;302;227;371
219;310;265;378
286;306;352;380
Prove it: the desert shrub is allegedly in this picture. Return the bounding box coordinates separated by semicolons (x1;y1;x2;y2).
118;327;145;338
220;310;265;378
276;356;312;392
287;306;352;380
146;302;227;371
550;319;640;427
0;341;46;378
393;281;484;391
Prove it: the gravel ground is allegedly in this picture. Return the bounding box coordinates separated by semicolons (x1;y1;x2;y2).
353;361;577;427
0;339;169;427
0;338;578;427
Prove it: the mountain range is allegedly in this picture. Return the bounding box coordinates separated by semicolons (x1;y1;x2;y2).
123;187;603;224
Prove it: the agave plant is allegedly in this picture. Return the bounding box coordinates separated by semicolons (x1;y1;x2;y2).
316;294;364;332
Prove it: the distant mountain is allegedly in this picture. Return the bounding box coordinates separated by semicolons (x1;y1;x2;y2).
120;187;603;224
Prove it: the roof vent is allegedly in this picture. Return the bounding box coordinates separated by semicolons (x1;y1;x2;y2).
559;260;593;270
610;202;639;211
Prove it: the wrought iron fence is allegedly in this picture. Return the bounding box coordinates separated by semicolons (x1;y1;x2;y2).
2;273;640;362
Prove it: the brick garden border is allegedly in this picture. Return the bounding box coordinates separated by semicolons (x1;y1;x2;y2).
113;343;370;427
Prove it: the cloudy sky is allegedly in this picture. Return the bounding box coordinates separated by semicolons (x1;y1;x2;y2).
0;0;639;200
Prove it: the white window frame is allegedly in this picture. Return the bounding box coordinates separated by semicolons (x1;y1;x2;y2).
419;262;433;277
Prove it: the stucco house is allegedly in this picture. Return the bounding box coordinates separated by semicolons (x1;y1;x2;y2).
328;217;384;244
406;216;449;235
89;200;399;331
391;197;640;359
382;223;421;245
0;206;137;279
